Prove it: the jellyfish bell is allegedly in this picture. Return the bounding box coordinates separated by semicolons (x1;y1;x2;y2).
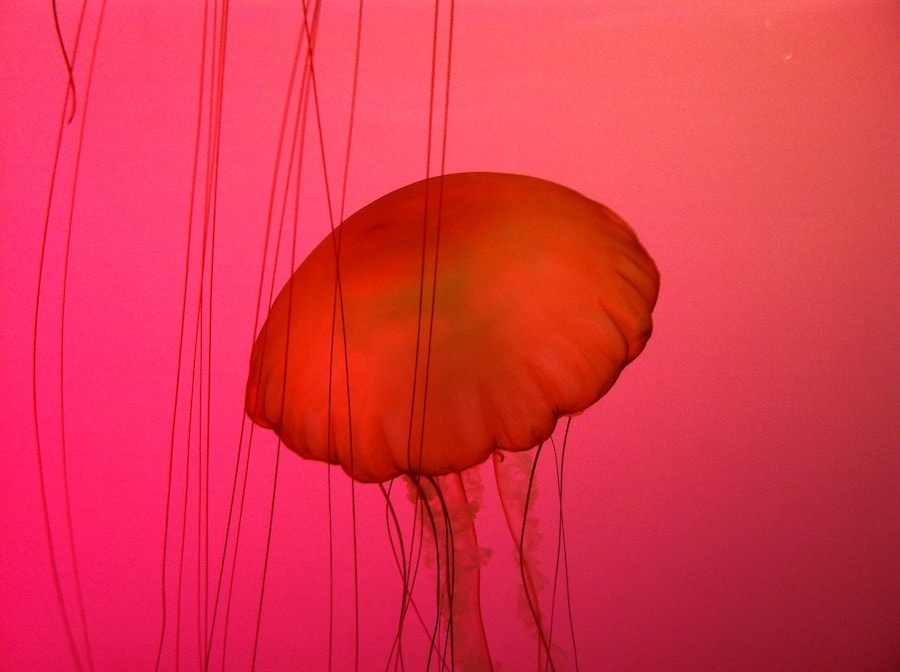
245;171;659;670
246;171;659;482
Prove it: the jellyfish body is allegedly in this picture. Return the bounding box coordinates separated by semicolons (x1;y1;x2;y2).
246;172;659;481
246;171;659;670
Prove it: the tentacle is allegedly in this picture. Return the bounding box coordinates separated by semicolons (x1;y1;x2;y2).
419;471;493;672
493;447;558;671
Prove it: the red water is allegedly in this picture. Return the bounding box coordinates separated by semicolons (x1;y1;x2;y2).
2;1;898;670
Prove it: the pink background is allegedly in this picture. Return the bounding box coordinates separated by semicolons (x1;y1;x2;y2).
2;1;898;670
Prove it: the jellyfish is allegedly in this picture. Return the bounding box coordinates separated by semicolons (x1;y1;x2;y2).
246;171;660;670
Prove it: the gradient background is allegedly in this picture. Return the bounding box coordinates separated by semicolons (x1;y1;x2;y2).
2;1;898;671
